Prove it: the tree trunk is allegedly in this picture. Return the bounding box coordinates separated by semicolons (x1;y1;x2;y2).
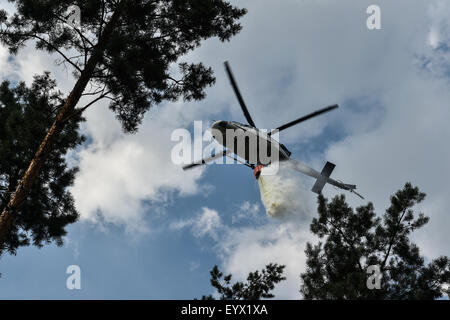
0;4;123;250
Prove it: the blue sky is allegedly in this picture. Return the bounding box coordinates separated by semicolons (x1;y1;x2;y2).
1;0;450;299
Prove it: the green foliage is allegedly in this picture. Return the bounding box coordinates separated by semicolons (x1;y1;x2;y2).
300;183;450;299
0;0;247;132
0;73;84;255
202;263;286;300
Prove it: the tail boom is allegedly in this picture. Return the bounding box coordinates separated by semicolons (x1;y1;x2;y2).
286;159;363;198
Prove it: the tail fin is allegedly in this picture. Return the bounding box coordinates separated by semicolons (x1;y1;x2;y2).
311;161;335;194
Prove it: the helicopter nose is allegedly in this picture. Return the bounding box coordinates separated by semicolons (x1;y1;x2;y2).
212;120;227;129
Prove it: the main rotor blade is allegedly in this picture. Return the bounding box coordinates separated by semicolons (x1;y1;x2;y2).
275;104;338;132
224;61;256;128
182;149;231;170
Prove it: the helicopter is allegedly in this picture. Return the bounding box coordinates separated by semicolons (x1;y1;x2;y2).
183;61;363;199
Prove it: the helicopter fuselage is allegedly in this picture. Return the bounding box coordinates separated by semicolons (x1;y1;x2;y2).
210;120;291;168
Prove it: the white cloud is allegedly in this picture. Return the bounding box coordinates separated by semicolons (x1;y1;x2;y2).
422;0;450;77
240;201;259;215
217;221;315;299
171;207;223;240
194;208;222;239
231;201;260;224
189;261;200;272
181;203;315;299
428;29;440;49
71;102;208;232
0;44;10;74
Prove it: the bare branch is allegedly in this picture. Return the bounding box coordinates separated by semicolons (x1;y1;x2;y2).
62;91;112;123
29;33;83;73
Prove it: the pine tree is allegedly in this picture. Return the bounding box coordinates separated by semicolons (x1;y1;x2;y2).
300;183;450;299
201;264;286;300
0;74;84;255
0;0;247;247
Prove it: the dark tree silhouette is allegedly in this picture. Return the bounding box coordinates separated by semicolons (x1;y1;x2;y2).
201;264;286;300
300;183;450;299
0;0;247;248
0;74;84;255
